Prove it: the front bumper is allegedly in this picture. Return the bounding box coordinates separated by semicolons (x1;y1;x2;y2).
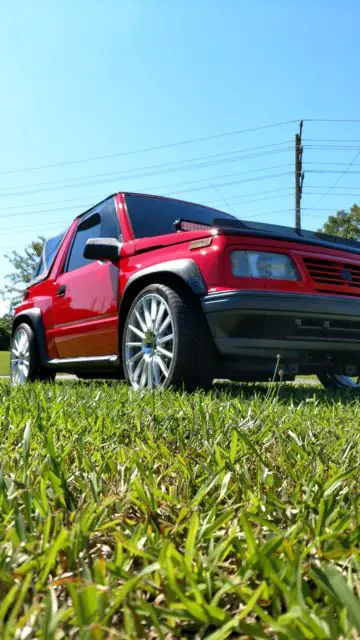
202;291;360;365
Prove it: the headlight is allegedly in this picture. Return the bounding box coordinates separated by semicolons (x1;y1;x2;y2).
231;251;299;281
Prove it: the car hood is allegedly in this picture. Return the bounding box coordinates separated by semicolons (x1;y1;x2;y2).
213;218;360;256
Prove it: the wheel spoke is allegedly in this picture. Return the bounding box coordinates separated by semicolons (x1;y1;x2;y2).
126;341;143;347
150;297;158;324
152;357;161;385
156;354;169;377
142;298;152;330
128;324;145;340
154;303;166;332
133;356;145;382
139;361;148;387
20;363;28;376
147;360;153;389
158;315;171;335
157;346;173;359
18;333;26;352
128;350;143;365
157;333;173;345
134;309;147;333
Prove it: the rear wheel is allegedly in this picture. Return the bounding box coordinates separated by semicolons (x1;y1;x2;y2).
10;323;55;384
317;373;360;390
122;284;214;391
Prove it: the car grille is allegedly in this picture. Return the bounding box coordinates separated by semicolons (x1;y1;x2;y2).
303;256;360;296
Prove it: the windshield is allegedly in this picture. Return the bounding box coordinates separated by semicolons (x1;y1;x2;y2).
33;232;65;279
125;194;236;238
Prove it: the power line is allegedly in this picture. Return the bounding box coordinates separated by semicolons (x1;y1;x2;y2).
1;156;293;200
306;161;360;167
302;207;350;211
307;169;360;174
305;145;360;150
312;148;360;205
226;186;293;201
0;163;293;218
305;192;360;197
0;204;87;221
0;143;293;198
0;156;294;200
303;119;360;123
228;193;293;206
244;208;294;218
160;171;293;198
306;138;360;143
305;185;360;190
0;221;68;236
0;169;294;221
3;117;360;178
0;195;98;212
0;120;298;176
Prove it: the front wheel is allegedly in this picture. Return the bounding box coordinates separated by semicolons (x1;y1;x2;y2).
122;284;214;391
317;373;360;390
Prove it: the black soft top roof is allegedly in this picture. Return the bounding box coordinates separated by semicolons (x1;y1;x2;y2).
74;193;360;257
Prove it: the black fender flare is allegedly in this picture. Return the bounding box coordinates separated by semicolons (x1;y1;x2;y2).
118;259;207;355
123;258;207;298
12;308;49;366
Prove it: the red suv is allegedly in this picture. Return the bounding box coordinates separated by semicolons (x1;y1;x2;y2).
10;192;360;390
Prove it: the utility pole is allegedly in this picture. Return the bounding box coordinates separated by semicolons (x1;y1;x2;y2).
295;120;304;231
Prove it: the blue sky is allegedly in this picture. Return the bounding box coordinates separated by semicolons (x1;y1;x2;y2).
1;0;360;313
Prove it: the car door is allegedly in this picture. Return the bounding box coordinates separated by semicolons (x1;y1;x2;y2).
50;198;122;359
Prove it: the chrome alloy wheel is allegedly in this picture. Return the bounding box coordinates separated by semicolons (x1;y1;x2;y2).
125;293;175;389
11;327;31;385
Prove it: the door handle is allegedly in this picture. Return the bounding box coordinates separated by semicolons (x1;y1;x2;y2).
57;284;66;297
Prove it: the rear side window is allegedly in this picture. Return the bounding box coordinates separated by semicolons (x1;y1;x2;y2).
33;232;65;279
66;213;102;272
125;194;236;238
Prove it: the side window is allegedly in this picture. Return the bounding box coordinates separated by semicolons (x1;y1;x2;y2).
65;213;101;272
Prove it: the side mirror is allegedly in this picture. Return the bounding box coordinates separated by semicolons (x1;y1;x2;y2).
83;237;122;262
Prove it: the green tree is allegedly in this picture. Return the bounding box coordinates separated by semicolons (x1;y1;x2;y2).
0;314;11;350
319;204;360;240
1;238;44;312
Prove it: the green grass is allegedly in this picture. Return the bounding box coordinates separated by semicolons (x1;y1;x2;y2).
0;351;9;375
0;380;360;638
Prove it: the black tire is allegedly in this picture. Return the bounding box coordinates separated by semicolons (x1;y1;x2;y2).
122;284;215;391
11;323;55;384
317;373;360;390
